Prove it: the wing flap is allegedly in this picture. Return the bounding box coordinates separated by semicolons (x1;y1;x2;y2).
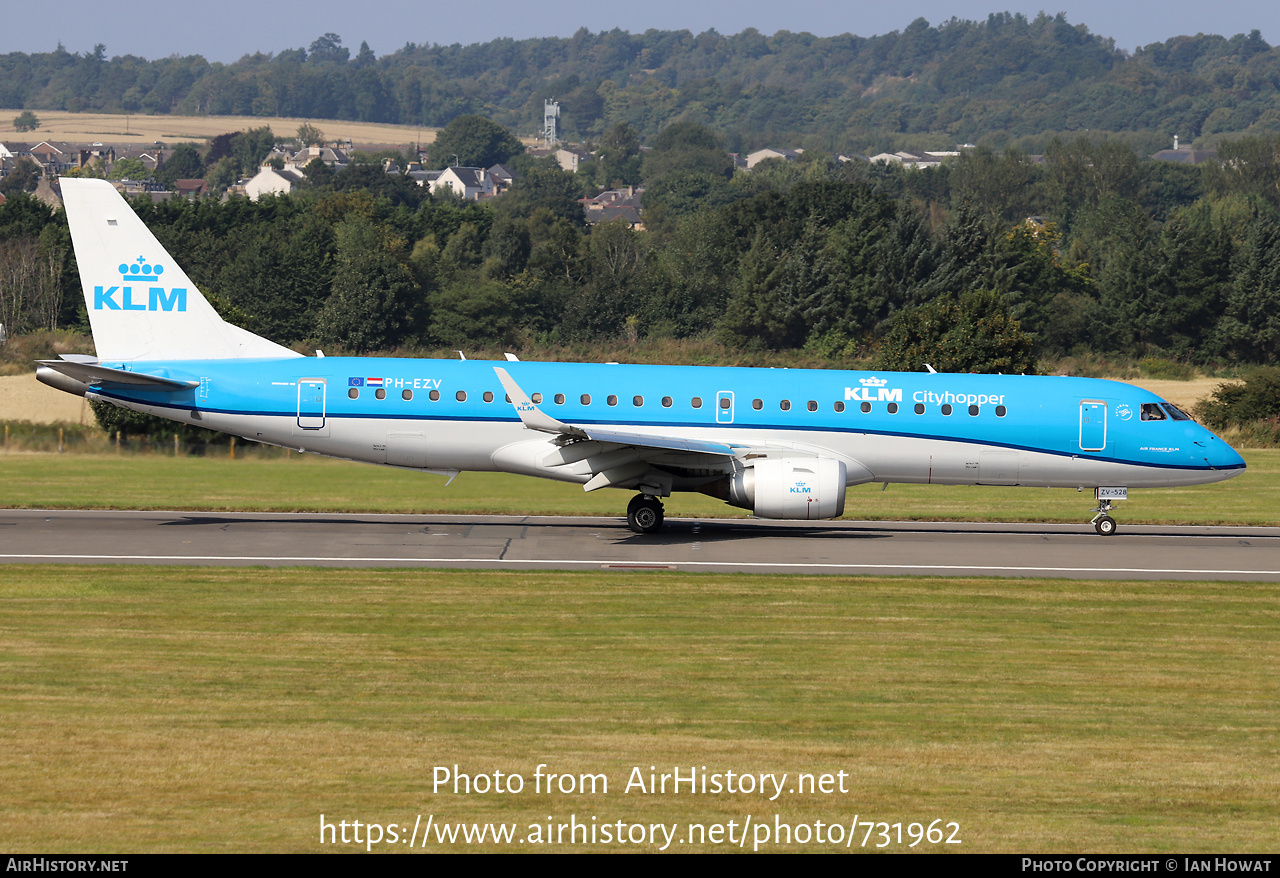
576;426;735;456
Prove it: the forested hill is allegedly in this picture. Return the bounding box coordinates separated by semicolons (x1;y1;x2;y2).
2;14;1277;152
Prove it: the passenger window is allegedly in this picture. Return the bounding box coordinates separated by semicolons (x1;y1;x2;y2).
887;402;898;414
580;394;591;405
1163;403;1192;421
456;390;466;402
505;394;511;403
968;404;979;416
607;395;618;406
914;403;925;415
348;388;359;399
834;401;845;413
941;404;952;416
483;391;494;403
429;389;440;401
1141;403;1166;421
531;393;542;404
554;393;565;405
661;397;672;408
375;388;386;400
780;400;791;411
752;399;763;410
860;401;871;413
719;397;731;409
691;397;703;409
807;400;818;412
995;405;1007;417
633;395;644;406
402;389;413;401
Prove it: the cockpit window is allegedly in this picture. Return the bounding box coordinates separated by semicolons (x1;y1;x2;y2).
1140;403;1166;421
1162;403;1192;421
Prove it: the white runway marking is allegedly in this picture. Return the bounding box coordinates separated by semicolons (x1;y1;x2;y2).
1;552;1276;577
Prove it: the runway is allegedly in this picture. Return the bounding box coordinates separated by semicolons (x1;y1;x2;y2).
2;509;1279;580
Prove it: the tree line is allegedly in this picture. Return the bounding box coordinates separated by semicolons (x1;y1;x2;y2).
3;125;1280;378
2;17;1278;152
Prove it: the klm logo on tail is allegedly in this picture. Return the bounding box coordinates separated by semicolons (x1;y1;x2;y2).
93;258;186;312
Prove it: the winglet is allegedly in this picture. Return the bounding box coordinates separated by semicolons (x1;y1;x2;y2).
493;367;584;436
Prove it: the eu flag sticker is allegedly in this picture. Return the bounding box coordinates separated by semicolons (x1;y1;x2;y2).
348;377;364;387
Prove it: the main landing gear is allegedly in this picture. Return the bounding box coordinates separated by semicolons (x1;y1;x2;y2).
627;494;665;535
1091;500;1117;536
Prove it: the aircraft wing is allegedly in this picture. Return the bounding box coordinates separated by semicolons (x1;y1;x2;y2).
572;427;735;456
493;366;736;458
36;358;199;391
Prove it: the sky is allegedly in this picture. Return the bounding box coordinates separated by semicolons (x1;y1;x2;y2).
4;0;1277;62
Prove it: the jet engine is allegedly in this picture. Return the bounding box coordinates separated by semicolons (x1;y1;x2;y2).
720;458;848;520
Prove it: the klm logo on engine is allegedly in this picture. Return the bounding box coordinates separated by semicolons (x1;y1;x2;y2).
845;376;902;403
93;258;186;312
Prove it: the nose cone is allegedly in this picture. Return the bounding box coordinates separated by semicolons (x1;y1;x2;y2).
1202;430;1246;474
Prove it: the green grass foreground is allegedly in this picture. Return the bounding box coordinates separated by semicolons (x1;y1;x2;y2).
1;566;1277;852
0;449;1277;525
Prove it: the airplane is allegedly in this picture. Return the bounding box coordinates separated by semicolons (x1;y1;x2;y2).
37;178;1245;536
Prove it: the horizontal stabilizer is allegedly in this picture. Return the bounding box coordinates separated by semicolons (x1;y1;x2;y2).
36;359;198;391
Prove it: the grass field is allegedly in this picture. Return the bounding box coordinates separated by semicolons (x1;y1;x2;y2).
1;566;1277;852
0;110;437;148
1;449;1276;525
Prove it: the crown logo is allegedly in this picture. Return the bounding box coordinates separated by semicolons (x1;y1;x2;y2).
118;256;166;282
859;376;888;387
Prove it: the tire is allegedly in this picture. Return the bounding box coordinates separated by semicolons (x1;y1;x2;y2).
1094;515;1117;536
627;496;664;534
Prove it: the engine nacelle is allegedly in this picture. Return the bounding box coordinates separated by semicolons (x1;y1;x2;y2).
724;458;847;520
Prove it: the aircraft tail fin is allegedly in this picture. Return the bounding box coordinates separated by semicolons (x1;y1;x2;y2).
60;178;301;362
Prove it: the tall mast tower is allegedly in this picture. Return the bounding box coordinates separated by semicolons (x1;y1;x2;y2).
543;100;560;149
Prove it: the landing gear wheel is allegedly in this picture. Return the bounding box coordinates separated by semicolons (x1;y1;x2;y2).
1094;515;1117;536
627;495;665;534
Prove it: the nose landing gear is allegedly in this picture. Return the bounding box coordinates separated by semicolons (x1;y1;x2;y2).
627;494;665;534
1091;500;1117;536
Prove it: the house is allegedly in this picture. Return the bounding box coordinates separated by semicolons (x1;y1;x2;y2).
408;169;443;188
171;179;208;199
116;148;168;173
33;176;62;210
1151;148;1218;165
245;166;304;201
869;149;960;170
286;146;349;175
1157;135;1213;166
264;146;295;165
114;179;167;198
78;144;116;170
431;166;494;200
486;163;515;194
527;147;591;173
581;186;645;230
27;142;75;176
746;148;804;169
